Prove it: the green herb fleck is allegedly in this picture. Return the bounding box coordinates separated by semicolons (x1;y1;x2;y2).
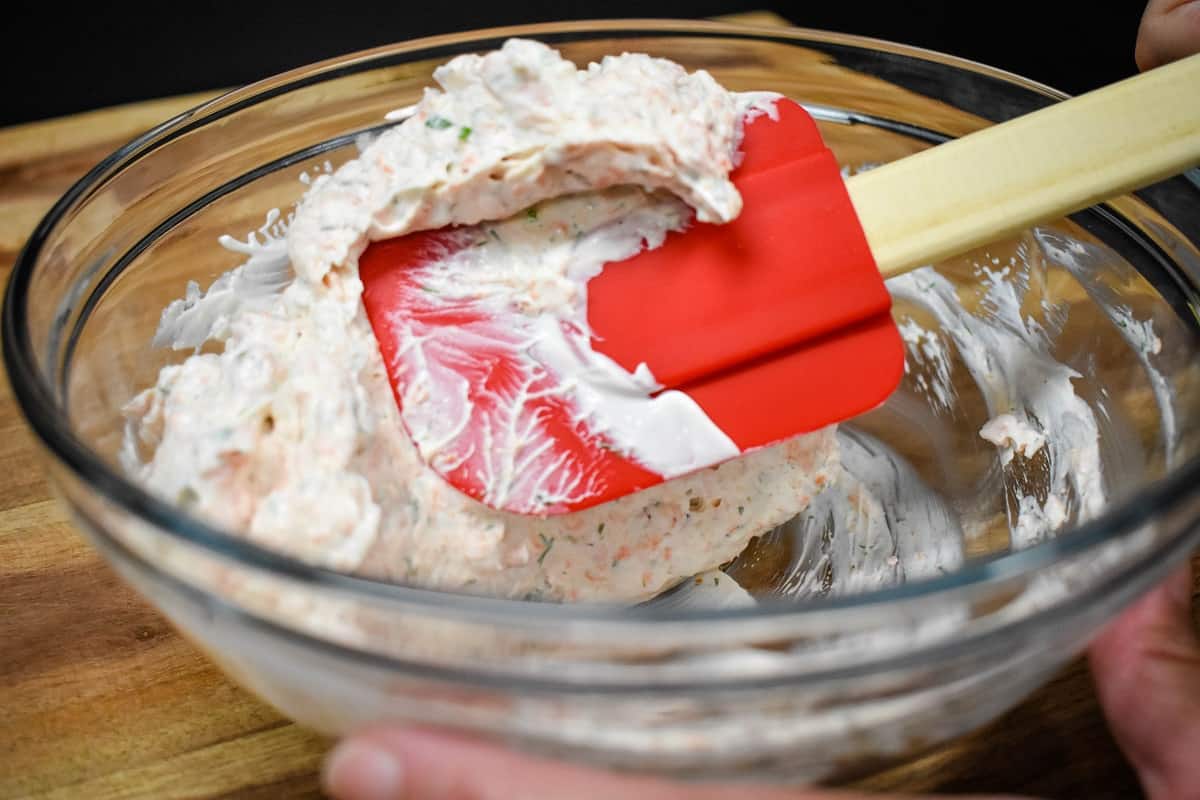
737;505;744;515
177;486;199;508
419;284;438;294
458;125;472;141
526;207;539;221
425;115;453;130
537;533;555;566
611;558;621;568
597;522;605;535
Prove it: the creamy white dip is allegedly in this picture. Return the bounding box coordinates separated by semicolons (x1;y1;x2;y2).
287;38;778;286
122;39;840;603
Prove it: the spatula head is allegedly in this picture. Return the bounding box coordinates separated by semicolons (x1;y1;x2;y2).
360;100;902;515
587;100;902;450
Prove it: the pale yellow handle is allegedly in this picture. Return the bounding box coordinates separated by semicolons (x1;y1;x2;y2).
846;54;1200;279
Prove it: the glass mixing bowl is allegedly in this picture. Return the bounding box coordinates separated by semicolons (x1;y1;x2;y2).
6;20;1200;784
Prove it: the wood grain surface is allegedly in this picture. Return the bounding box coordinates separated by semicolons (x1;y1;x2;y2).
0;12;1192;799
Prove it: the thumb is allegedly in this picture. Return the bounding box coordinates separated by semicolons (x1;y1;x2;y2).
1088;559;1200;800
322;725;1031;800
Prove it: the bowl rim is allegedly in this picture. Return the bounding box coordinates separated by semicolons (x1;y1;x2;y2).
5;18;1200;630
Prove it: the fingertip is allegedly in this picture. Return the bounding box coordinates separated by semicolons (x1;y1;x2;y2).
1134;0;1200;71
322;737;406;800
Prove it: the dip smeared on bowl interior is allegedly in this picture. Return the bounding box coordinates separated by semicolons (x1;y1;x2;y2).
122;39;841;603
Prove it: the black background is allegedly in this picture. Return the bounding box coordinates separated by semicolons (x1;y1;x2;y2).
5;1;1148;127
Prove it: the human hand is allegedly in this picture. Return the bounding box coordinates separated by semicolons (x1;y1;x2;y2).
320;561;1198;800
1136;0;1200;70
1088;561;1200;800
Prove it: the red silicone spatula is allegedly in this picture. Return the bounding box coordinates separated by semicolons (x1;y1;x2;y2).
361;54;1200;515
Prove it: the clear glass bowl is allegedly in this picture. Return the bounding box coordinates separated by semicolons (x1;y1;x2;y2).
6;20;1200;783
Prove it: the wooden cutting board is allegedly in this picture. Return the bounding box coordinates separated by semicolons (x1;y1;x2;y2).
0;12;1187;799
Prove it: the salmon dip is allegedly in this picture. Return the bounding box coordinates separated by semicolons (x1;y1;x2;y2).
121;39;841;603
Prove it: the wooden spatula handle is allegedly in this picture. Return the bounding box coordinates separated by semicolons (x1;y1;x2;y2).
846;53;1200;279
